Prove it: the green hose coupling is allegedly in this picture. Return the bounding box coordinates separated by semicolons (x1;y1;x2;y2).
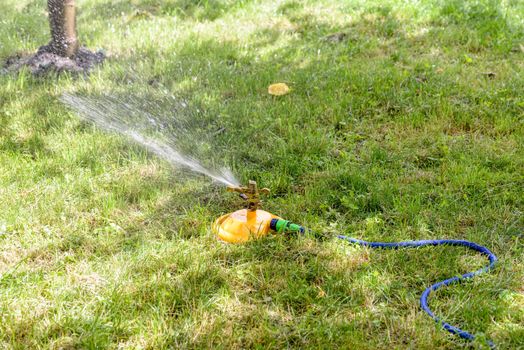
270;218;305;234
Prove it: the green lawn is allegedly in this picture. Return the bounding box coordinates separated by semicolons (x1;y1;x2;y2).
1;0;523;349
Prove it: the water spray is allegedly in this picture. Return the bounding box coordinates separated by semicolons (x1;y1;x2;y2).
213;181;497;348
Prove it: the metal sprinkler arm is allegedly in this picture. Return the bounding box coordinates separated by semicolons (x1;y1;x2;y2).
227;180;270;211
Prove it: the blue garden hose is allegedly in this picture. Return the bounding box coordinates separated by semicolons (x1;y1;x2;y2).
338;236;497;348
271;219;498;347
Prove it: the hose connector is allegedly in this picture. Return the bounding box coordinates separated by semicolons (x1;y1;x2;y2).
270;218;305;234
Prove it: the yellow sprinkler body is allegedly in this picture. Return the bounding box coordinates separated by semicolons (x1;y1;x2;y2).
213;180;305;243
213;180;279;243
213;208;282;243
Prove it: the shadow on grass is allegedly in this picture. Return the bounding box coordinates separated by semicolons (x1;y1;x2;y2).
84;0;254;22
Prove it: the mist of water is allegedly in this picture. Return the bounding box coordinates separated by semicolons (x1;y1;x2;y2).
61;93;240;187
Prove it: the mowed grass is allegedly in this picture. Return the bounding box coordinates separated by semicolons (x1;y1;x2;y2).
1;0;523;348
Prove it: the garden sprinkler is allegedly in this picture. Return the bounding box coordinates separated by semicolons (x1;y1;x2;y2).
212;180;304;243
212;181;498;348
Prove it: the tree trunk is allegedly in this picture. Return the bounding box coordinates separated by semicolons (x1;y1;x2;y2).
47;0;79;57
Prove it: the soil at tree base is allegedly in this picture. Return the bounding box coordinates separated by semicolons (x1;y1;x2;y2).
2;46;105;75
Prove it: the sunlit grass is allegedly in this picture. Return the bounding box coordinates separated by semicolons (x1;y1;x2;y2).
0;0;523;349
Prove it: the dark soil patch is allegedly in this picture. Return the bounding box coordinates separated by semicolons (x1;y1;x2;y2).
2;45;105;76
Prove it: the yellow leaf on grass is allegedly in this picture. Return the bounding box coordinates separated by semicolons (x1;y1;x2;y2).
268;83;290;96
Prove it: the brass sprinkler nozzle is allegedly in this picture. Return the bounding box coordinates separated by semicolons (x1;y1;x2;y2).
227;180;270;211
